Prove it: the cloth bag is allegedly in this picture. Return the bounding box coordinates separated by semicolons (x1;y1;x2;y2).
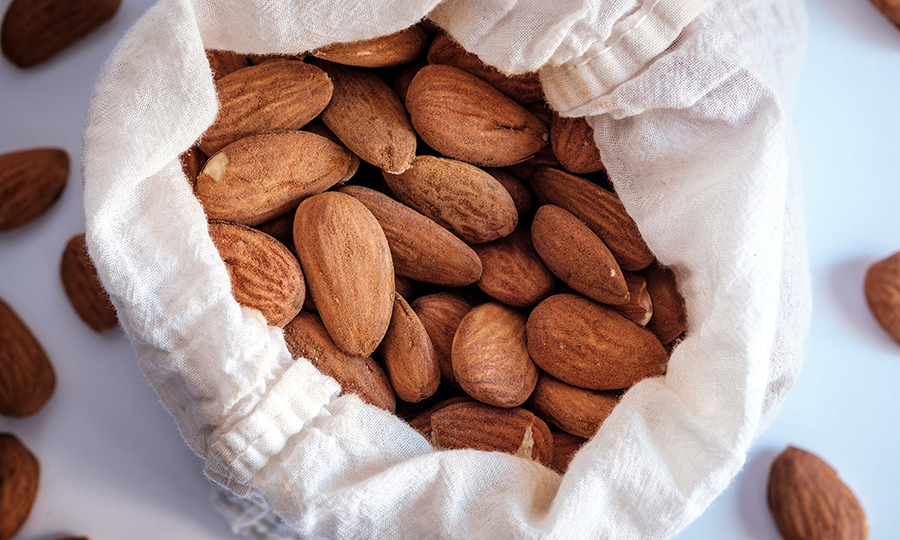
82;0;811;537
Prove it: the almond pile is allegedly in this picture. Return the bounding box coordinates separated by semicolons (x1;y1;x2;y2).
192;24;687;474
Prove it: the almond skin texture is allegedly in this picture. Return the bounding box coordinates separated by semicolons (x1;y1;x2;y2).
312;25;428;68
527;294;668;390
426;33;544;104
1;0;120;67
452;302;538;408
0;433;40;540
283;312;396;413
864;251;900;344
209;221;305;328
0;299;55;417
412;293;474;385
644;262;687;345
383;155;518;244
526;373;618;438
60;233;118;332
614;272;653;326
485;168;534;219
550;114;604;174
378;296;441;403
532;204;629;305
196;131;351;226
338;185;482;286
302;119;360;183
313;60;417;174
199;61;333;155
293;192;394;356
767;446;868;540
471;227;555;307
430;401;553;467
408;396;473;439
205;49;249;81
550;431;586;474
0;148;68;232
531;167;654;271
406;64;548;167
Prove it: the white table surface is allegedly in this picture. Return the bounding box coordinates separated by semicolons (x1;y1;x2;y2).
1;1;898;538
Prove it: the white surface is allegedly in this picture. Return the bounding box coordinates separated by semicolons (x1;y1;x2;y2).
0;1;897;539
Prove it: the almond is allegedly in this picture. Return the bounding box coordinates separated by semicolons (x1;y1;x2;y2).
429;401;553;467
406;64;548;167
338;185;482;286
378;296;440;403
293;192;394;356
391;58;427;104
1;0;120;67
644;262;687;345
411;292;474;385
526;294;668;390
485;168;533;219
198;61;333;155
394;275;415;301
60;233;118;332
0;148;68;232
283;312;396;412
871;0;900;29
505;145;562;181
451;302;538;408
471;227;555;307
254;210;295;249
205;49;249;81
179;146;206;190
550;114;604;174
550;431;586;474
614;272;653;326
383;155;518;244
0;433;40;540
767;446;868;540
526;373;618;438
532;204;628;305
864;251;900;344
530;166;654;271
302;118;360;183
0;299;55;417
312;25;428;68
408;396;473;439
196;131;351;226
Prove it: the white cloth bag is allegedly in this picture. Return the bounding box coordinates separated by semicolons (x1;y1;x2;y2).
82;0;811;537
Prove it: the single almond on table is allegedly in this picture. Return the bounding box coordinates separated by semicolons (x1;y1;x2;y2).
1;0;120;68
338;186;482;287
531;204;628;306
60;233;118;332
208;221;305;328
864;251;900;344
406;64;548;167
644;262;687;345
196;130;351;226
412;293;474;385
527;294;668;390
550;114;604;174
383;155;518;244
378;296;441;403
614;272;653;326
471;227;555;307
293;192;394;356
284;312;396;413
550;431;587;474
452;302;538;408
205;49;249;81
429;401;553;468
198;61;333;155
0;299;56;417
0;433;40;540
767;446;868;540
312;25;428;68
526;373;618;439
0;148;68;232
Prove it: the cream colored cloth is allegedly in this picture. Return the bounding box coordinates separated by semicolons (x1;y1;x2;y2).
82;0;810;537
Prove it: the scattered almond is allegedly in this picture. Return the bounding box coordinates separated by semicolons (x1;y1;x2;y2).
0;299;55;417
0;148;68;232
0;433;40;540
60;233;118;332
864;251;900;344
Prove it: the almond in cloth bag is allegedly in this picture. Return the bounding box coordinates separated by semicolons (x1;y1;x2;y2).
82;0;811;538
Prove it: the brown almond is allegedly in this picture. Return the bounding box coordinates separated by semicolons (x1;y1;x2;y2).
0;299;55;417
406;64;548;167
527;294;668;390
377;296;440;403
550;431;586;474
293;192;394;356
531;204;628;305
614;272;653;326
471;227;555;307
871;0;900;29
426;34;543;103
550;114;604;174
1;0;119;68
0;148;68;232
526;373;618;438
485;168;533;219
408;396;473;439
198;61;333;155
452;302;538;408
283;312;395;412
247;53;306;65
383;155;518;244
0;433;40;540
394;275;415;301
531;166;654;271
313;60;417;174
767;446;868;540
196;131;351;226
864;251;900;344
302;118;360;183
205;49;249;81
506;146;562;181
179;146;206;190
312;25;428;67
412;293;474;385
209;221;304;328
644;262;687;344
430;401;553;467
391;58;427;104
254;211;295;249
60;233;118;332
